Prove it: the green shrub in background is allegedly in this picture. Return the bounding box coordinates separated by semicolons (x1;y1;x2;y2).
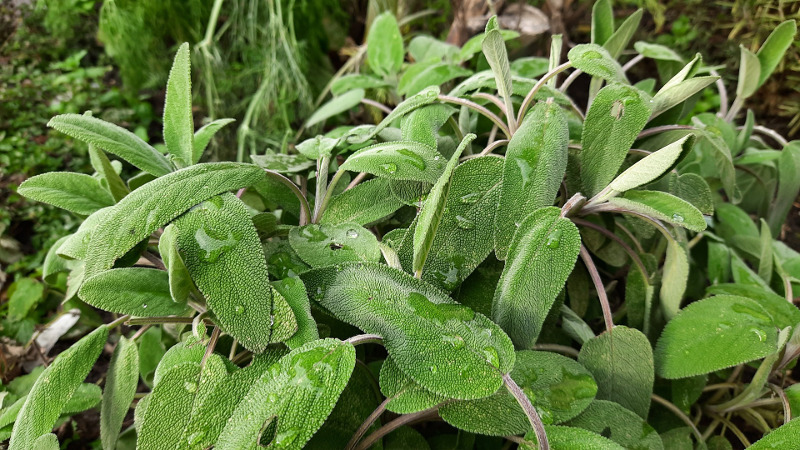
4;1;800;448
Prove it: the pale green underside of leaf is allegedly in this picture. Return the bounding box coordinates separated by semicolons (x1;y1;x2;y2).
9;326;108;450
736;45;761;100
660;238;689;320
651;76;718;119
606;135;694;196
320;178;404;226
655;295;778;378
163;42;194;167
18;172;116;215
101;336;139;450
602;9;642;59
340;140;446;183
174;193;296;352
82;162;265;280
494;101;569;260
482;17;514;120
493;207;581;349
608;190;707;232
301;262;515;399
79;268;192;317
48;114;173;177
578;326;653;419
306;89;365;128
580;84;652;197
216;339;355;450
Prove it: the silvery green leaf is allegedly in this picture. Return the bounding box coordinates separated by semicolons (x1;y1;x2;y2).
655;295;777;378
669;173;714;215
101;336;139;450
289;223;381;268
566;400;664;449
736;45;761;100
79;268;192;317
591;0;614;45
602;9;642;59
340;140;446;183
755;20;797;88
250;152;315;174
331;74;389;96
18;172;115;215
482;16;515;123
380;356;446;414
88;144;128;202
347;86;441;144
567;44;628;84
494;101;569;259
767;141;800;235
398;63;471;97
163;43;194;167
367;12;404;77
296;135;339;160
301;262;515;400
660;238;689;320
651;74;718;120
634;41;684;62
607;190;707;232
48;114;173;177
320;178;404;226
158;223;194;303
750;418;800;449
409;35;460;62
492;207;581;348
510;57;550;78
306;89;365;128
193;119;235;164
459;29;519;62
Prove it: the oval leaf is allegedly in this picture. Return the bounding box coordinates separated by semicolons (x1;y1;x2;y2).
163;42;194;167
79;268;192;317
18;172;115;215
340;140;446;183
604;135;695;199
567;44;628;84
289;223;381;268
367;12;404;77
607;190;707;232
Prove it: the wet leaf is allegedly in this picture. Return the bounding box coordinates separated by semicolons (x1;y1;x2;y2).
289;223;381;268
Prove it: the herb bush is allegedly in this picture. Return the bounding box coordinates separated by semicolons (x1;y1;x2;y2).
4;1;800;448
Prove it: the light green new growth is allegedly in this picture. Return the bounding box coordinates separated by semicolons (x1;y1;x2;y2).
163;43;194;168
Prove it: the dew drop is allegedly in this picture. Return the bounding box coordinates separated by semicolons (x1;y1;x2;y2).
345;229;359;238
141;304;148;309
187;431;205;446
396;148;427;170
546;229;562;249
459;192;481;204
515;157;534;189
443;334;465;349
268;393;278;403
380;163;398;174
273;429;299;448
429;365;438;374
235;305;245;315
483;347;500;368
184;382;197;393
671;213;685;223
455;215;474;230
750;327;767;342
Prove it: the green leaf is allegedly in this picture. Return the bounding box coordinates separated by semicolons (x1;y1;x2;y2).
565;400;664;449
736;45;761;100
306;89;365;128
660;238;690;320
567;44;628;84
18;172;116;215
174;194;297;352
331;74;389;96
367;12;404;77
440;350;597;435
758;218;773;283
216;339;356;450
415;155;504;291
158;223;194;303
296;135;338;160
380;356;446;414
43;236;76;283
101;336;139;450
163;42;194;167
602;9;642;59
88;144;129;202
301;262;515;400
669;173;714;215
8;278;44;321
756;20;797;88
492;207;581;348
320;178;404;226
602;135;695;200
272;278;319;349
580;84;652;197
459;29;519;62
655;295;778;378
578;326;653;419
634;41;684;62
651;76;718;119
79;268;192;317
250;152;316;174
8;326;108;450
83;162;265;279
48;114;173;177
768;142;800;235
347;86;441;145
750;417;800;449
57;207;111;261
626;266;653;332
591;0;614;45
482;16;515;122
510;57;550;78
414;134;476;276
289;223;381;268
694;118;741;204
705;283;800;329
494;101;569;259
607;190;707;232
521;425;625;449
340;141;446;183
193;118;235;164
398;63;471;97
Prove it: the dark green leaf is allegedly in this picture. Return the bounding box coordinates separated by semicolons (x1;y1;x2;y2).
566;400;664;449
591;0;614;45
272;277;319;349
320;178;404;226
768;142;800;235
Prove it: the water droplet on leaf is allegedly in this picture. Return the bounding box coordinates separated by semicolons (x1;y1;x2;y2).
546;229;562;249
459;193;481;204
345;229;359;238
380;163;398;174
235;305;245;315
483;347;500;368
671;213;685;223
455;215;474;230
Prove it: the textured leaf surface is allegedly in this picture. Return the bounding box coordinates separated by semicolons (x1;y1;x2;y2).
415;156;503;290
608;190;707;232
578;326;653;419
79;268;191;317
602;9;642;59
83;162;265;279
380;356;446;414
414;134;475;275
18;172;115;215
349;86;441;144
482;16;514;122
705;283;800;329
736;45;761;100
750;417;800;449
492;207;581;348
768;142;800;235
660;238;689;320
301;262;515;399
101;336;139;450
567;44;627;84
669;173;714;215
216;339;355;449
48;114;172;176
289;223;380;268
580;84;652;197
566;400;664;449
367;12;404;77
193;118;235;164
591;0;614;45
9;326;107;450
655;295;778;378
440;350;597;435
163;43;194;167
158;223;194;303
340;141;446;183
320;178;404;226
175;194;296;352
634;41;684;62
652;76;718;119
273;277;319;349
494;101;569;259
521;425;625;450
605;135;694;198
756;20;797;88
